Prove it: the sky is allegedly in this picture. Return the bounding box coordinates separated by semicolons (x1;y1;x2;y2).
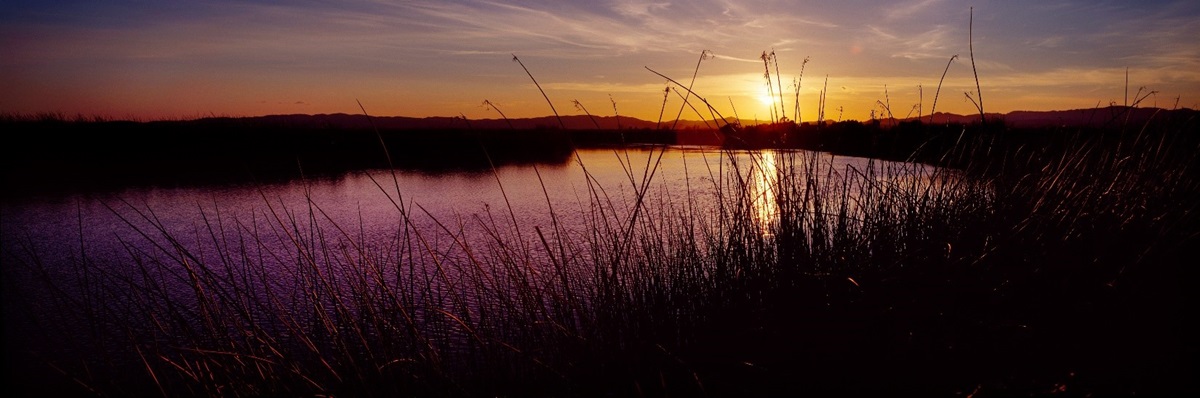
3;0;1198;123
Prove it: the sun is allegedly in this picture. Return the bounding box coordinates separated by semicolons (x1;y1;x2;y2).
757;87;776;108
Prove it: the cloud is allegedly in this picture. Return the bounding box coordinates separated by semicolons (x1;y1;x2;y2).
542;81;669;93
384;0;843;61
393;1;678;57
4;0;1198;119
866;23;957;60
886;0;944;20
612;0;671;17
712;54;763;63
1026;36;1066;49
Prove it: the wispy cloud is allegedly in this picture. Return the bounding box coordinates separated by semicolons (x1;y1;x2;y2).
712;54;763;63
3;0;1198;119
866;23;957;60
542;81;669;93
612;0;672;17
1026;36;1067;49
886;0;945;20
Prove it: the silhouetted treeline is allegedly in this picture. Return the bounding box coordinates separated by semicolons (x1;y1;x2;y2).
4;107;1196;198
725;106;1198;170
0;119;557;196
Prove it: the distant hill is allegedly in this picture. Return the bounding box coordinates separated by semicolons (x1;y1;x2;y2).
223;106;1193;131
233;114;727;131
5;105;1195;197
899;106;1193;128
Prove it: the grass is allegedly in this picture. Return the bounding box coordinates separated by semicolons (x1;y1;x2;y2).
4;29;1199;394
4;105;1198;396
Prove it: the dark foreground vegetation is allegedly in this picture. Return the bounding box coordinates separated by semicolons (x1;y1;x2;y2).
2;107;1199;396
2;107;1189;197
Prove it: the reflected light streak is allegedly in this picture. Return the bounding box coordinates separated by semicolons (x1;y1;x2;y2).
749;150;780;237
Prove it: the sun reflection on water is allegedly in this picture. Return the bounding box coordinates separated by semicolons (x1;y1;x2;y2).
749;150;780;237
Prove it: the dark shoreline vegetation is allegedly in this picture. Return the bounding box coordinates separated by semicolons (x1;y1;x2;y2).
2;106;1200;397
1;106;1192;197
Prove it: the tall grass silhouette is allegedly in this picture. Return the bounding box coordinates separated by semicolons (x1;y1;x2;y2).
3;15;1198;397
6;107;1196;395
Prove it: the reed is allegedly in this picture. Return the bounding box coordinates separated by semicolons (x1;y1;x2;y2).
609;95;622;130
512;54;565;129
968;7;984;123
7;111;1195;396
759;51;777;122
794;56;810;123
482;100;514;130
669;50;713;131
929;54;958;124
656;85;670;129
646;66;730;129
771;50;786;122
572;100;602;129
818;75;829;125
4;16;1198;395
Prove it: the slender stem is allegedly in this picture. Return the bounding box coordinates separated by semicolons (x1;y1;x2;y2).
609;94;622;130
795;57;809;124
646;66;731;128
671;50;711;131
483;100;514;130
969;7;984;124
657;86;670;130
761;51;776;122
930;55;958;124
573;100;601;129
773;51;786;121
728;97;740;126
670;87;712;129
512;54;565;129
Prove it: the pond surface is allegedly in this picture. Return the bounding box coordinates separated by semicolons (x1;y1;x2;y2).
2;145;954;394
4;147;928;277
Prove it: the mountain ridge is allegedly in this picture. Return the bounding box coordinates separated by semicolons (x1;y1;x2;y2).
214;105;1193;130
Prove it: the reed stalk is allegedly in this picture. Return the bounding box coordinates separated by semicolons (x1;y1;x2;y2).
482;100;514;130
969;7;984;123
929;55;958;124
512;54;565;129
670;50;713;131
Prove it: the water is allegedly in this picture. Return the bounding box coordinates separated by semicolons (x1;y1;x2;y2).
2;147;949;312
2;148;895;267
1;146;944;393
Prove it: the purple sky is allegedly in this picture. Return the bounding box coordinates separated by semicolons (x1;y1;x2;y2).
3;0;1198;121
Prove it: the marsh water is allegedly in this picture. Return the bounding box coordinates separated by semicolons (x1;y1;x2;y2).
2;146;953;393
3;147;935;278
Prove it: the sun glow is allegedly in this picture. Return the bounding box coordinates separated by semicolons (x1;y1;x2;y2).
756;86;777;108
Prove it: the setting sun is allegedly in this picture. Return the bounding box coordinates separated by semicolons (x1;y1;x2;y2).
3;1;1194;121
3;1;1198;396
757;86;779;109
